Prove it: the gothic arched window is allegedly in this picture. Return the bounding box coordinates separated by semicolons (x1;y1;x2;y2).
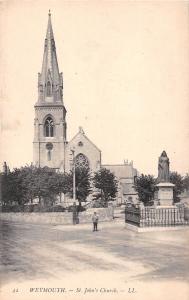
47;150;51;161
46;81;52;96
75;153;89;169
44;117;54;137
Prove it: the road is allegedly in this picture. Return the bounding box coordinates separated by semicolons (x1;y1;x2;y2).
0;220;189;300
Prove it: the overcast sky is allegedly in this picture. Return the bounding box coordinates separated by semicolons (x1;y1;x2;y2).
0;0;189;176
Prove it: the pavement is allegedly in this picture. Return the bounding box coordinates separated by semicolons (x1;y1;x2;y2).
0;219;189;300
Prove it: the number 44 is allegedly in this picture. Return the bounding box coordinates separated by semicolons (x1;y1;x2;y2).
128;288;136;293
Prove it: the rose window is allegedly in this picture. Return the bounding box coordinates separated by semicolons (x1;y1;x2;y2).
75;153;89;169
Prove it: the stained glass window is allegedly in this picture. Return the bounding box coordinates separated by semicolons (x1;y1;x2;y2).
75;153;89;169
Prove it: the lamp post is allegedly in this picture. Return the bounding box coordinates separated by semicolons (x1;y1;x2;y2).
71;148;76;203
0;171;2;210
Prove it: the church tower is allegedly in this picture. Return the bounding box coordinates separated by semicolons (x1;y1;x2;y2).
33;11;67;170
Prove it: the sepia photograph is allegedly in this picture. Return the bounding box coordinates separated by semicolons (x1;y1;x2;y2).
0;1;189;300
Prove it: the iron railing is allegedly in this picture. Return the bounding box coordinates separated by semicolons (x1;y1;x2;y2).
125;206;189;227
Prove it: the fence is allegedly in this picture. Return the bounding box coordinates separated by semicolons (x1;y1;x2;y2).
125;206;189;227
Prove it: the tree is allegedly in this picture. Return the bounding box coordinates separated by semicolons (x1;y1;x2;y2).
68;167;92;207
54;172;72;202
1;168;28;206
134;174;156;205
15;166;51;205
183;173;189;191
1;165;73;207
1;172;17;206
93;168;118;204
17;165;39;204
21;166;70;206
170;172;185;203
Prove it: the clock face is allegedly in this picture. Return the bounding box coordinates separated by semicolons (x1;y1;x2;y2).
46;142;53;150
75;153;89;169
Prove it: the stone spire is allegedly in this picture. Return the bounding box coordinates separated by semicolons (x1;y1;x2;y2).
37;11;63;104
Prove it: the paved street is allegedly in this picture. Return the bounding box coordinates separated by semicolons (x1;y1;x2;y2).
0;219;189;300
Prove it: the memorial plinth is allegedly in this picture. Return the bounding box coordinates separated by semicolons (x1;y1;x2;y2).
155;182;175;207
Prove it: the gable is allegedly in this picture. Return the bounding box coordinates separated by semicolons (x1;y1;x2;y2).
65;129;101;173
68;131;101;153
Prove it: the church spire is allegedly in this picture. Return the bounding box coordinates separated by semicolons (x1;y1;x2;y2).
37;11;63;104
46;10;54;44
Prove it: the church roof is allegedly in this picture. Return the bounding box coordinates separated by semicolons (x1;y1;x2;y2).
102;164;137;179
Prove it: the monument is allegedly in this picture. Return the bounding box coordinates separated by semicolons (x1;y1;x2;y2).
155;151;175;206
125;151;186;229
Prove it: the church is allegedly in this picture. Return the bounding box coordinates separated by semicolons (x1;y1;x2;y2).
33;12;138;204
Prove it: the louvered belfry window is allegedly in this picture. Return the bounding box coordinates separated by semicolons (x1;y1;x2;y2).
45;117;54;137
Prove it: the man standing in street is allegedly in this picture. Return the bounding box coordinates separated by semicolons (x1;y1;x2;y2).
92;211;99;231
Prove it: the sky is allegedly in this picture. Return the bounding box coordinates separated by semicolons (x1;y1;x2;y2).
0;0;189;177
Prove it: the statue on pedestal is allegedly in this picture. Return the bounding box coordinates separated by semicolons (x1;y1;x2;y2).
158;151;170;183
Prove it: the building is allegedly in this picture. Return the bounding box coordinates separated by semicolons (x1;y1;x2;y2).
33;12;138;204
33;11;67;171
102;161;138;204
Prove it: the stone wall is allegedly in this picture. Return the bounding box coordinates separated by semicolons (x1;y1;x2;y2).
79;207;114;223
0;207;114;225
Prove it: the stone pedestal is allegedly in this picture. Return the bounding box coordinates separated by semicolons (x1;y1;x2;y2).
155;182;175;206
